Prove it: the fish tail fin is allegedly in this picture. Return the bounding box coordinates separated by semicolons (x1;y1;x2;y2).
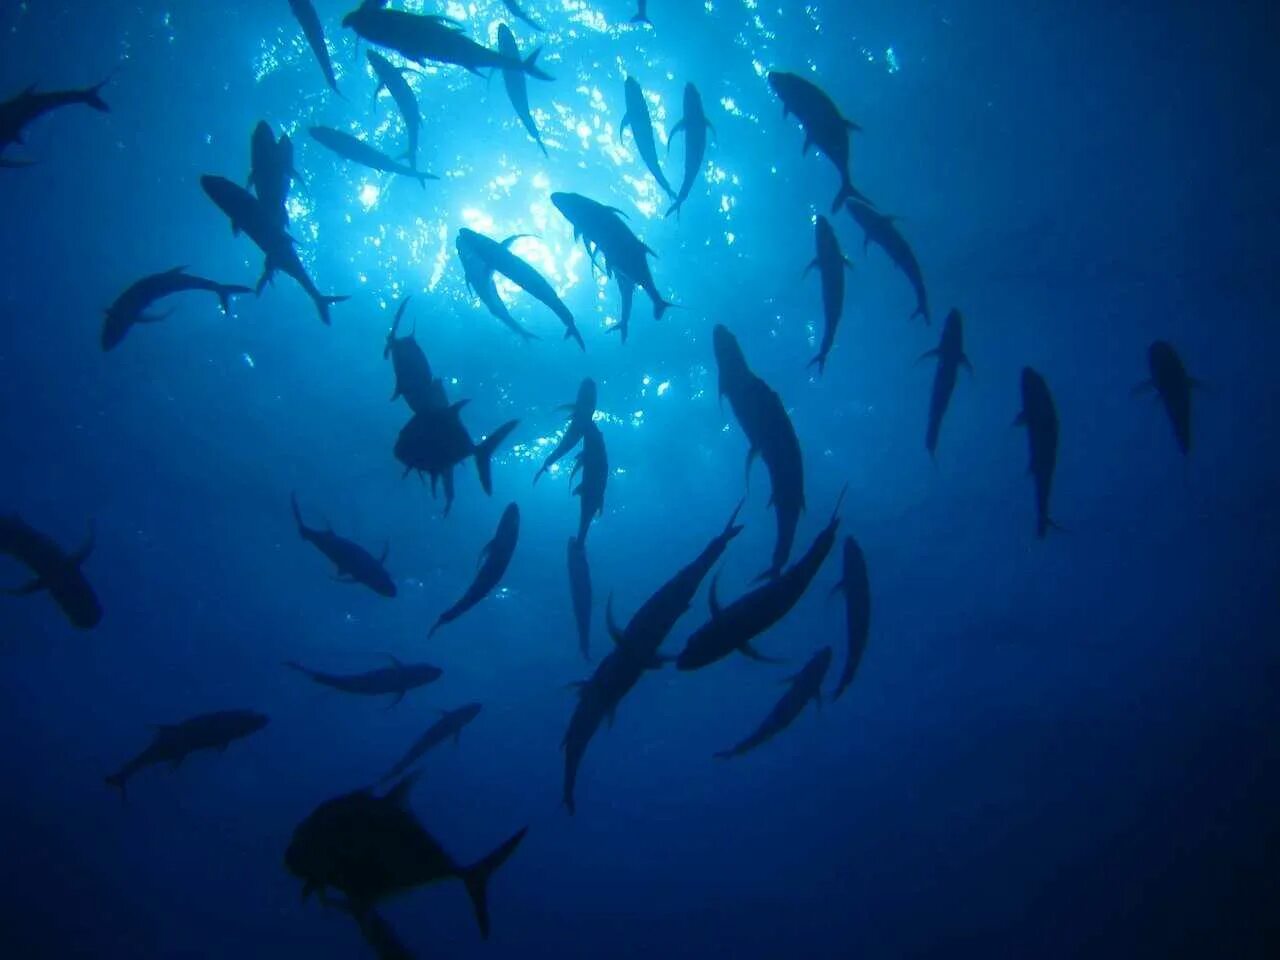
316;294;351;326
564;326;586;351
461;827;529;939
523;48;554;82
474;420;520;494
831;180;855;213
631;14;653;26
654;296;676;321
289;493;309;536
664;197;683;220
104;772;127;802
911;303;931;324
217;284;253;315
82;77;111;112
807;352;827;375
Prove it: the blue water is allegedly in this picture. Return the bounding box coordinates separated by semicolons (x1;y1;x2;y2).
2;0;1277;956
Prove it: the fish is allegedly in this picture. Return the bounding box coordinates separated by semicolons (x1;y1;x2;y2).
285;774;527;938
497;25;549;157
551;191;673;321
200;175;349;325
1136;340;1197;455
394;403;520;515
342;2;552;80
535;379;597;482
0;79;110;164
309;126;435;184
619;76;675;200
712;324;805;579
288;0;340;93
430;503;519;636
105;710;268;800
247;121;295;232
101;266;252;351
384;297;439;415
567;537;592;661
1014;367;1060;538
676;489;844;671
714;648;831;759
366;50;422;167
379;703;483;785
456;229;581;347
767;71;865;212
284;656;442;705
457;241;540;342
805;215;853;374
829;537;870;700
502;0;544;31
846;198;929;323
0;516;101;629
921;308;971;456
562;503;743;814
570;421;608;546
290;493;397;597
665;82;714;219
631;0;652;26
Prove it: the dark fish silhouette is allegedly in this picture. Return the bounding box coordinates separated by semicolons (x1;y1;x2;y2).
666;82;714;219
247;121;295;232
284;655;441;704
631;0;652;26
570;421;608;545
713;324;804;579
0;79;109;165
562;504;743;814
677;490;844;671
567;537;592;660
497;25;549;157
846;198;929;323
551;191;673;321
309;126;435;184
342;2;552;79
619;76;675;200
384;297;439;415
430;503;519;636
367;50;422;167
288;0;340;93
502;0;543;31
456;229;580;347
291;493;397;597
610;274;636;343
714;647;831;759
101;266;252;351
201;175;349;325
830;536;870;701
286;773;527;938
805;215;853;374
921;308;971;456
105;709;268;799
535;379;596;482
767;71;865;211
0;516;101;629
394;402;519;515
1136;340;1197;455
379;703;483;785
457;235;539;342
1014;367;1060;538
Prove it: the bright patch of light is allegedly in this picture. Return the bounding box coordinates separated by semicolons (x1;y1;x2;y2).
656;381;671;397
886;47;901;74
241;353;255;369
358;183;380;210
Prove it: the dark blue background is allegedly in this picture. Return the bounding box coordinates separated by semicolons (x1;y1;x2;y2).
1;0;1276;956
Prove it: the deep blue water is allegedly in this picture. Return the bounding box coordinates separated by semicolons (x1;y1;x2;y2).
2;0;1278;957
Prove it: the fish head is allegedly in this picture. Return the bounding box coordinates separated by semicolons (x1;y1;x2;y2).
815;214;835;245
1149;340;1183;381
100;309;130;352
767;71;801;107
712;324;747;380
341;1;379;30
237;710;271;736
683;82;700;111
251;121;276;160
942;308;963;348
576;378;598;415
496;23;517;54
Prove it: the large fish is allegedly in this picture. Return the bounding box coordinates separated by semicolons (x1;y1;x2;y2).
829;536;870;700
101;266;251;351
619;76;675;200
455;228;581;347
288;0;341;94
0;79;109;164
805;215;853;374
714;648;831;759
567;537;592;660
456;235;540;342
291;493;396;597
921;308;971;456
535;379;597;482
394;404;519;515
1136;340;1197;455
1014;367;1060;538
570;420;608;545
666;82;714;219
846;198;929;323
0;516;100;629
379;703;482;785
342;2;552;79
366;50;422;167
497;25;550;157
309;126;435;184
105;710;268;800
430;503;519;636
284;656;441;705
247;121;295;231
384;297;438;415
767;71;865;212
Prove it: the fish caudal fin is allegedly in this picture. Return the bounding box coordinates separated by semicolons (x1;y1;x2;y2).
217;285;253;315
474;420;520;495
461;827;529;939
315;294;351;326
807;352;828;376
82;78;111;112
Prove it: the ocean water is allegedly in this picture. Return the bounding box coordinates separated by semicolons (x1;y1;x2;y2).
1;0;1277;957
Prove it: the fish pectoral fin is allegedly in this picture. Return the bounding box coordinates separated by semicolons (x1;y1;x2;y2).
386;691;405;709
6;576;48;597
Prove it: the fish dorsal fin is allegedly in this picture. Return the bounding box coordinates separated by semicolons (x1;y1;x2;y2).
164;265;189;276
384;772;421;808
605;594;624;644
502;233;535;248
708;572;723;618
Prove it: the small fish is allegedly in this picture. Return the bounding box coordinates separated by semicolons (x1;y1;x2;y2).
497;25;550;157
0;79;110;164
284;656;442;705
846;198;929;323
105;710;268;800
379;703;482;784
829;537;869;701
666;83;714;219
288;0;340;94
920;308;971;456
309;126;435;184
431;503;519;636
619;76;675;200
1014;367;1060;538
805;215;853;374
1136;340;1198;455
456;229;581;347
567;537;592;661
367;50;422;167
0;516;101;629
291;493;397;597
570;421;608;546
714;648;831;759
384;297;439;415
101;266;252;351
535;379;597;482
247;121;295;232
631;0;652;26
767;71;865;212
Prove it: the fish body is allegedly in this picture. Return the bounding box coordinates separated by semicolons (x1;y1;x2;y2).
431;503;519;636
0;80;109;161
309;126;435;184
379;703;482;784
394;404;520;513
0;516;101;629
567;537;592;660
101;266;252;350
767;71;864;211
1142;340;1195;455
806;215;852;373
620;76;675;200
1015;367;1060;538
570;420;608;545
288;0;340;93
921;308;970;455
456;229;580;347
535;379;597;482
830;537;869;700
285;657;441;703
846;198;929;323
248;121;295;232
666;83;713;219
384;298;439;415
497;25;549;156
367;50;421;166
715;648;831;759
291;493;396;597
105;710;268;798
